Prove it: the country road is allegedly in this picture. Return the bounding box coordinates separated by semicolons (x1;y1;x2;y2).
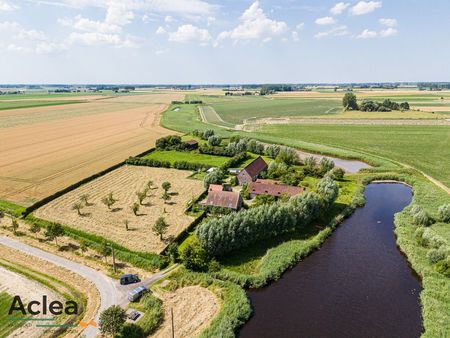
0;235;179;337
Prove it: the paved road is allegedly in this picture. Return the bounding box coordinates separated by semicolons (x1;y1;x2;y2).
0;235;178;337
0;236;119;337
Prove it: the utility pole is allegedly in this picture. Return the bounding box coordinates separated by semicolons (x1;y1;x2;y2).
171;307;175;338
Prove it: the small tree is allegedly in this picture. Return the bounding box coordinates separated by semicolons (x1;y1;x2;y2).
343;93;358;110
203;129;214;139
80;194;90;206
166;242;179;263
317;176;339;207
180;239;209;272
0;210;4;219
131;202;140;216
152;217;169;241
11;219;19;235
162;181;171;193
99;305;126;337
72;202;84;216
101;192;117;210
319;157;335;175
161;191;171;204
123;219;129;231
146;180;154;191
203;169;225;188
136;191;147;205
29;223;41;238
438;204;450;223
45;223;64;246
101;241;112;264
330;167;345;181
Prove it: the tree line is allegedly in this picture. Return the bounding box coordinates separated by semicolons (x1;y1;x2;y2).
343;93;410;112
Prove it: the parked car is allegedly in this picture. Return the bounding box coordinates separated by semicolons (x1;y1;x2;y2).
128;286;147;302
128;311;140;321
120;274;140;285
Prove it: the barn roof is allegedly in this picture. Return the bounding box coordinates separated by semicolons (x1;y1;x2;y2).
249;180;304;197
185;139;198;145
242;156;268;177
205;191;241;209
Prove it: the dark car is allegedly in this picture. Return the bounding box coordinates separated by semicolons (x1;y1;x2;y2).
120;274;140;285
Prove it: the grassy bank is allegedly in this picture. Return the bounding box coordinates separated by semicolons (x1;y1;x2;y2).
157;267;251;338
0;292;24;338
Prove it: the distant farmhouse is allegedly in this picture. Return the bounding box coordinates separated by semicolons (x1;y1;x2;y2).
237;156;268;185
203;185;243;210
184;139;199;150
249;179;304;199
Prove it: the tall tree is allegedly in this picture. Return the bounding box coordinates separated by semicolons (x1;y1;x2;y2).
45;223;64;246
342;93;358;110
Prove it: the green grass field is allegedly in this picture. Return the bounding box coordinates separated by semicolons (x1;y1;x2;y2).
0;100;83;111
188;95;342;124
143;150;231;167
254;124;450;187
0;292;24;338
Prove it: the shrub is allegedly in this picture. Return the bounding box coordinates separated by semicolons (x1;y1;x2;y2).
203;129;214;139
410;204;423;216
180;238;210;272
412;210;434;227
438;204;450;223
155;135;182;150
330;167;345;180
435;258;450;277
275;147;299;165
265;144;281;158
208;135;222;146
427;248;446;264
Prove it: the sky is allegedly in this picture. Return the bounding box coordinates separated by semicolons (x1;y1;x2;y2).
0;0;449;84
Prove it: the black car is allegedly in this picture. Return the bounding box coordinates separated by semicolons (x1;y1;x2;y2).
120;274;140;285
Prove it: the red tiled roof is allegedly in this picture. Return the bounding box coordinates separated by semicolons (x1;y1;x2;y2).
205;191;242;209
249;181;303;197
208;184;224;192
185;140;198;145
242;156;268;178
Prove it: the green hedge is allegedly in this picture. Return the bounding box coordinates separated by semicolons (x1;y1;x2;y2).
0;200;26;217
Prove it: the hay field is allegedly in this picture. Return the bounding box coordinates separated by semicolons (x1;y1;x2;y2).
34;166;204;253
0;92;183;205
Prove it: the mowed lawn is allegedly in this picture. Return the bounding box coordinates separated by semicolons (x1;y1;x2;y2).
255;124;450;187
0;292;24;338
189;95;342;124
143;150;230;167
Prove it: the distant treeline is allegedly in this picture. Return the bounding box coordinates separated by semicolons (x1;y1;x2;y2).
343;93;410;112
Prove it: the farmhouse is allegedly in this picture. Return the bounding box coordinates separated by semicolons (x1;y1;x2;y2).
185;139;199;150
237;156;268;185
208;184;224;192
249;179;304;198
203;191;243;210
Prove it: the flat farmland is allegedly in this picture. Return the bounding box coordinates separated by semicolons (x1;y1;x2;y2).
34;165;205;253
0;91;183;205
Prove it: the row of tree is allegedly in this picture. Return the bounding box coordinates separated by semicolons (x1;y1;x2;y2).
343;93;410;111
196;176;339;256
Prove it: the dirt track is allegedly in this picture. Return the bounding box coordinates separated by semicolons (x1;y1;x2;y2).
0;92;182;205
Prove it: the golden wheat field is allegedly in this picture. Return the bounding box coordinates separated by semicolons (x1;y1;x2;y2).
0;91;183;205
34;165;204;253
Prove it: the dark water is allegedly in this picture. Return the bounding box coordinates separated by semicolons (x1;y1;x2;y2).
240;184;422;338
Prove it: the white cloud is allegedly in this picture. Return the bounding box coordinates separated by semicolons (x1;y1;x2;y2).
217;1;287;43
156;26;166;34
356;29;377;39
349;1;382;15
207;16;216;26
380;27;397;37
0;0;19;11
292;31;300;42
168;24;212;45
315;25;349;39
60;15;122;33
379;18;397;27
155;48;168;55
315;16;336;25
164;15;174;23
330;2;350;15
0;21;66;53
296;23;305;30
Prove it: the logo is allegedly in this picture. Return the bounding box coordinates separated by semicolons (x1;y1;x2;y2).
8;295;96;330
